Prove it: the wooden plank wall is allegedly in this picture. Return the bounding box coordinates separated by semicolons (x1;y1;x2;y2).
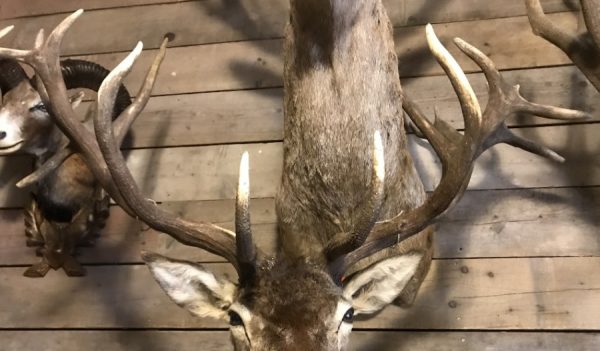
1;0;599;349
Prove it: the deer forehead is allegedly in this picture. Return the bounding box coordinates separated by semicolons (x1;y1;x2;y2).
241;260;343;326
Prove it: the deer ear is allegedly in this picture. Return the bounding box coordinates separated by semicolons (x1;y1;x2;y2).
142;251;237;321
342;252;423;315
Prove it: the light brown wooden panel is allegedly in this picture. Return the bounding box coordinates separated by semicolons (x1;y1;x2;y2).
0;1;574;51
2;330;599;351
126;123;600;203
1;257;598;329
2;186;598;266
0;0;188;19
0;123;597;208
0;0;573;23
1;13;579;86
107;65;597;150
107;88;284;148
53;14;583;107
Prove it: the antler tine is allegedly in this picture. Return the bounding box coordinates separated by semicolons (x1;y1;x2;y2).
525;0;600;91
16;146;73;188
236;152;257;285
94;42;241;272
0;26;14;40
454;37;591;122
425;24;482;134
329;24;590;280
113;35;169;145
453;37;588;162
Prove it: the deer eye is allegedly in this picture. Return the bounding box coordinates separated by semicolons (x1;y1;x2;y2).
342;307;354;323
29;102;47;113
228;310;244;327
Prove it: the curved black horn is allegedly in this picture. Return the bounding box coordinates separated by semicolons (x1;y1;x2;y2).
59;59;132;118
0;59;28;94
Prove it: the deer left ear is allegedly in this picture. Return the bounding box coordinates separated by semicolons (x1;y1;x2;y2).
342;252;423;315
142;251;238;321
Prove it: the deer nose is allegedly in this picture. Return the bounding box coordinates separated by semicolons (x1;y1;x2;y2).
0;131;6;140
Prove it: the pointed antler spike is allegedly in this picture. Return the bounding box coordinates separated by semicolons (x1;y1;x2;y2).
426;24;482;131
0;26;14;40
236;151;257;285
47;9;84;49
237;151;250;206
34;29;45;49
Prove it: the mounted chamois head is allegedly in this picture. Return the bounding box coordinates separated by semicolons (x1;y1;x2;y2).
0;4;588;350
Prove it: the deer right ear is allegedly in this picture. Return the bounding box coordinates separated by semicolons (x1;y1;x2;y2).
142;251;238;321
342;252;423;315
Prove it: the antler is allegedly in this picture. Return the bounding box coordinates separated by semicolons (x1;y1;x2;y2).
525;0;600;92
327;24;590;281
0;10;258;277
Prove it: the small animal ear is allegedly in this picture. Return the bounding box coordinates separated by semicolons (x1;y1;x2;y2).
342;252;423;315
142;251;238;321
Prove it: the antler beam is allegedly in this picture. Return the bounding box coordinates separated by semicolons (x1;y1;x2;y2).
525;0;600;91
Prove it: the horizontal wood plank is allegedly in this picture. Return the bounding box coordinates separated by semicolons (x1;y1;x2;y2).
0;13;579;88
0;0;187;20
56;13;581;98
0;1;575;52
1;257;598;329
0;0;574;23
1;186;598;265
102;65;597;150
2;330;599;351
0;123;598;208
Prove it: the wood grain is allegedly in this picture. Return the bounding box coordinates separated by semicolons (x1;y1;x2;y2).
1;257;598;330
0;0;574;48
1;186;598;265
2;330;598;351
70;65;596;150
0;123;597;208
0;12;579;80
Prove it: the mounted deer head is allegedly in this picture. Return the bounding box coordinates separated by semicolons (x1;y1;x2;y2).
0;2;588;350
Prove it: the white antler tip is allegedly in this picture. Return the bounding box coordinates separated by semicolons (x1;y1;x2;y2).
238;151;250;200
373;131;385;182
134;41;144;54
425;23;436;40
0;25;14;40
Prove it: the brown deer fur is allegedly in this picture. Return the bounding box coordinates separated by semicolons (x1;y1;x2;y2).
277;0;432;303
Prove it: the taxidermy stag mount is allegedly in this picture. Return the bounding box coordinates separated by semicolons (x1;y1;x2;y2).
0;1;589;350
0;57;131;277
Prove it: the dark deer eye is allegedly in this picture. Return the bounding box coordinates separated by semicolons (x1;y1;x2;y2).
228;311;244;327
29;102;47;113
342;308;354;323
